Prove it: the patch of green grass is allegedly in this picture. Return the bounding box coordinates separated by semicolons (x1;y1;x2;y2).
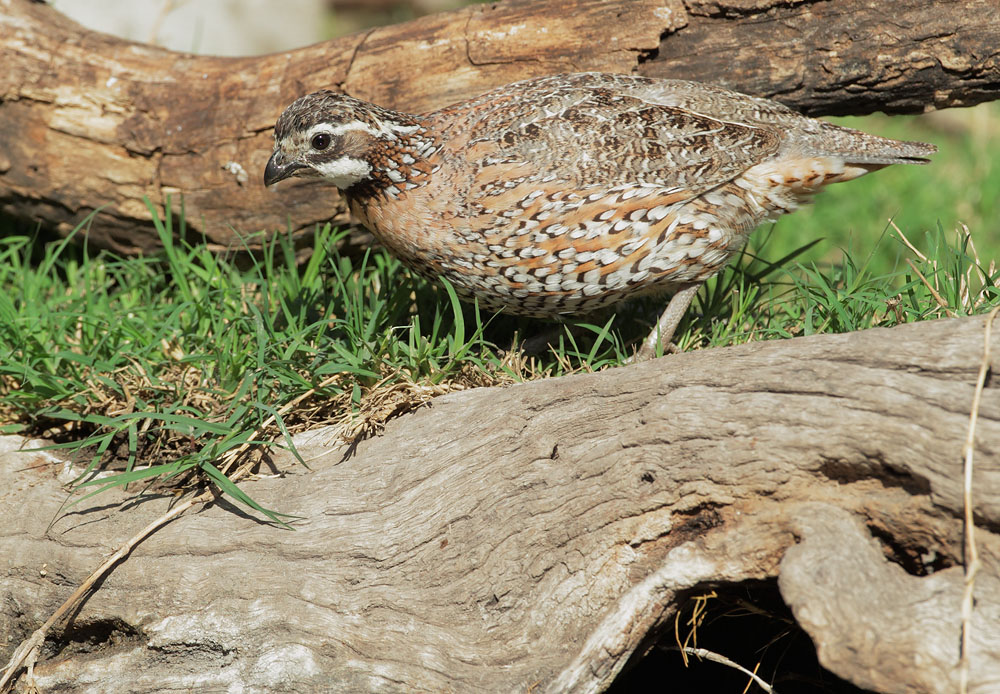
1;181;997;521
767;101;1000;276
0;204;496;522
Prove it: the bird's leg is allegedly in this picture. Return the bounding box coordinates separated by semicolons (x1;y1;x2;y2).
633;283;701;362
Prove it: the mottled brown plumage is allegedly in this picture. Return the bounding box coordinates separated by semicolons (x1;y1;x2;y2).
264;73;936;358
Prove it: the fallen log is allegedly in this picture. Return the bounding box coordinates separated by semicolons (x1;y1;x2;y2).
2;315;998;693
0;0;997;252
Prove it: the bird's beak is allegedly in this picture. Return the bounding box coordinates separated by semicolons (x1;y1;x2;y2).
264;150;306;187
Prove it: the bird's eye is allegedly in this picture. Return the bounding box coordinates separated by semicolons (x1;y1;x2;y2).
311;133;332;150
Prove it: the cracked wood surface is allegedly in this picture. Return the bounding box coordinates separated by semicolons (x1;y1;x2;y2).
2;316;999;693
0;0;997;252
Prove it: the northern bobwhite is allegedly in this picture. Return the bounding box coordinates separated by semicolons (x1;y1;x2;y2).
264;72;936;359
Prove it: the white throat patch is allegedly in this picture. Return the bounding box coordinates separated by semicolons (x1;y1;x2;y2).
313;155;373;189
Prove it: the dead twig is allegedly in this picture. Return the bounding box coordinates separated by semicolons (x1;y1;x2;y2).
959;305;1000;694
674;591;716;667
905;258;957;317
0;487;213;692
663;646;775;693
1;372;351;692
218;372;344;477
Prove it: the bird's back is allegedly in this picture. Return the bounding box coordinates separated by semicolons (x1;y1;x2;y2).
426;73;934;194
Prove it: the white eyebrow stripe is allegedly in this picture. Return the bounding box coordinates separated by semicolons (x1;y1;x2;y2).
308;122;381;139
306;120;419;141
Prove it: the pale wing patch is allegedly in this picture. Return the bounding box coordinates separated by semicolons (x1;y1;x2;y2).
739;156;878;218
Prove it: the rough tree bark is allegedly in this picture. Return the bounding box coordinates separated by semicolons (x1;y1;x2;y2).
2;316;999;693
0;0;997;253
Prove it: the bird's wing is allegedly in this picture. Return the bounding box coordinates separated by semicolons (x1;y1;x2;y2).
431;73;782;196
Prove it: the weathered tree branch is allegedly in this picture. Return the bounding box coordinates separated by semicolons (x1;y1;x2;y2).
0;0;997;252
2;316;999;693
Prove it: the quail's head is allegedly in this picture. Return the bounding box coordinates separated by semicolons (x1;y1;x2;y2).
264;91;413;190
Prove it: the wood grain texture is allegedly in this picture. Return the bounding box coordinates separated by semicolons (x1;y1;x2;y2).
2;316;999;692
0;0;996;252
645;0;1000;117
779;505;1000;694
